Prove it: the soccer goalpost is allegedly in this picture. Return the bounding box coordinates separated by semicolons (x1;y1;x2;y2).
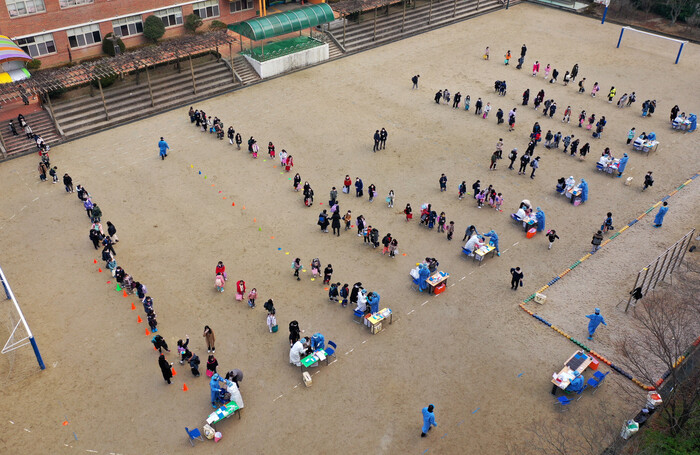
617;26;688;64
1;265;45;370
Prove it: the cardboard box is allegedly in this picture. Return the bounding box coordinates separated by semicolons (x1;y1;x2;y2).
534;293;547;304
302;371;312;387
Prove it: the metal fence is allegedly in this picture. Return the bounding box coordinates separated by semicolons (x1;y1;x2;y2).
625;229;695;312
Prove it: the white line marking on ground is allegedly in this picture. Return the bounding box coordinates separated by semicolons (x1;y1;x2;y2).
273;394;283;401
422;300;429;305
450;283;455;287
512;242;519;246
407;310;415;315
459;276;466;281
24;428;30;432
348;348;354;353
361;340;367;344
32;197;39;202
86;450;98;453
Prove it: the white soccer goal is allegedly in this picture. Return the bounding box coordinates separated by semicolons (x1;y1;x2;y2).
1;265;45;369
616;26;688;64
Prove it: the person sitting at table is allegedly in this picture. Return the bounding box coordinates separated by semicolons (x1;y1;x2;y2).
418;263;431;292
289;337;310;367
519;199;532;211
598;154;613;168
565;175;575;188
425;257;439;274
565;371;585;394
556;177;566;194
463;234;485;256
513;206;527;222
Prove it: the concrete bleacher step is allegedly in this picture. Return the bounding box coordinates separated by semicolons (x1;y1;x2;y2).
233;56;261;85
1;110;61;159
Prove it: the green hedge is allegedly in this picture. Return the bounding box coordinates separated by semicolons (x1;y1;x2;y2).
102;33;126;57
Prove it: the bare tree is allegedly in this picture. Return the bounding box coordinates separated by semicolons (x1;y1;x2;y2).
634;0;656;18
617;264;700;436
665;0;686;24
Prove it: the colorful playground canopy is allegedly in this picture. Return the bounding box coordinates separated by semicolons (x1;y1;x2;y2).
0;35;32;63
228;4;336;41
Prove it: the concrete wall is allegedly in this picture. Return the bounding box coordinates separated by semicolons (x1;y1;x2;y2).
245;43;329;79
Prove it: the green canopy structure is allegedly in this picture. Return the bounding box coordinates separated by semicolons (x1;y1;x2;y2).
228;3;335;41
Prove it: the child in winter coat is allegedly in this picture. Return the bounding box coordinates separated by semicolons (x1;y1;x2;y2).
339;284;349;307
206;355;218;376
236;280;246;301
328;282;339;302
247;288;257;308
267;309;277;333
189;354;201;377
446;222;455;241
215;273;225;293
311;259;321;278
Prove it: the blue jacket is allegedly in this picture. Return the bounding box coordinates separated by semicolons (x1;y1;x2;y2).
158;140;169;152
368;293;380;314
422;406;437;433
586;313;607;334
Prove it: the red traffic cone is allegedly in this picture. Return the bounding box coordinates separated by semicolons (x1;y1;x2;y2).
183;383;189;392
98;268;102;273
145;328;150;336
137;315;143;323
93;259;97;264
171;367;177;376
131;302;136;310
154;346;158;350
123;290;128;298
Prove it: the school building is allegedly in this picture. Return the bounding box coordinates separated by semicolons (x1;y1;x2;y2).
1;0;259;67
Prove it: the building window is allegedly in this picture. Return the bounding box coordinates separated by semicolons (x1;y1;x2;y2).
154;7;183;28
230;0;253;13
112;15;144;37
59;0;93;8
193;0;219;19
67;24;101;48
5;0;46;17
16;33;56;57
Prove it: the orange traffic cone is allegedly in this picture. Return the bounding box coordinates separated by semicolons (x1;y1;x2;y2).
145;328;150;336
93;259;97;264
183;384;189;392
171;368;177;376
123;290;128;297
98;268;102;273
131;302;136;310
137;315;143;323
154;346;158;350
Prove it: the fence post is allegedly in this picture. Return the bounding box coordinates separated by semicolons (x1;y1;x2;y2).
97;78;109;121
429;0;433;24
189;54;197;94
144;65;155;107
373;7;377;41
402;1;406;32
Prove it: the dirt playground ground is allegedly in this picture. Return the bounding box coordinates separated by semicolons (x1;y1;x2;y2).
1;3;699;454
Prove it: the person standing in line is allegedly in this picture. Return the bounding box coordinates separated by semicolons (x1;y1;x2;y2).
158;137;169;160
439;174;447;192
368;183;376;202
404;204;412;221
520;43;527;59
530;156;540;179
227;126;235;145
532;61;540;77
380;128;388;149
607;86;616;103
434;89;442;104
38;161;47;182
453;92;461;109
421;404;437;437
471;180;480;198
490;151;499;170
546;229;559;250
474;98;483;115
570;63;579;81
442;89;450;105
387;189;395;208
323;264;333;285
578;78;586;94
355;177;363;197
483;46;489;60
235;132;242;149
601;212;614;233
504;50;511;65
627;127;636;144
373;130;380;152
518;153;530;175
203;325;215;353
381;233;392;255
591;230;603;253
292;258;302;280
627;92;636;107
642;171;654;191
331;210;341;236
158;354;174;385
63;173;73;193
586;308;607;340
507;148;518;170
482;102;491;119
343;210;352;230
49;166;58;183
206;355;218;376
510;267;524;290
106;221;119;242
412;74;420;89
389;238;398;257
464;95;471;111
653;201;669;228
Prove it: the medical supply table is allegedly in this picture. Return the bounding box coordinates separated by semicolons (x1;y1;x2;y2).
206;401;241;425
551;350;593;394
473;245;496;265
426;271;449;294
367;308;392;334
300;349;329;375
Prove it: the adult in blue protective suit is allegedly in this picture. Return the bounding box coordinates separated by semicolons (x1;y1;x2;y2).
566;371;585;393
586;308;607;340
368;292;380;314
418;264;430;292
616;153;629;177
210;373;222;408
158;137;169;160
579;178;589;203
535;207;546;232
653;202;669;228
483;230;500;256
421;404;437;437
311;333;325;351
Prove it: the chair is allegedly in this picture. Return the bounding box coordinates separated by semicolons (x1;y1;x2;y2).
587;377;601;394
186;427;204;446
353;309;364;324
555;396;571;411
411;276;421;290
324;340;337;365
574;384;588;400
593;371;609;384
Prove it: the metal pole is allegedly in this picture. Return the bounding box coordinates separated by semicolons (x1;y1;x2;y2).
672;229;694;272
43;92;63;136
453;0;456;17
660;244;678;283
0;266;45;370
601;5;608;24
373;7;377;41
616;28;624;48
429;0;432;24
229;42;236;82
675;42;684;64
144;65;155;107
624;272;642;313
505;0;509;9
402;1;406;32
262;40;264;57
97;78;109;120
343;17;346;47
188;54;197;94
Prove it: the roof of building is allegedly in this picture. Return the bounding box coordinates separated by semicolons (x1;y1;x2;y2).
331;0;403;15
0;35;32;63
228;4;336;41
